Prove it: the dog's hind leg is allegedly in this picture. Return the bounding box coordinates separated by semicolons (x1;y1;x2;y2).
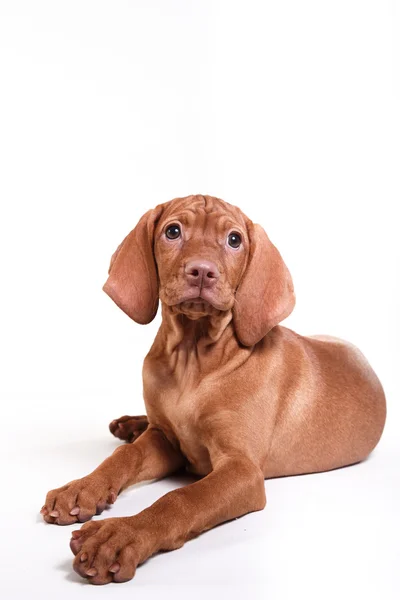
109;415;149;442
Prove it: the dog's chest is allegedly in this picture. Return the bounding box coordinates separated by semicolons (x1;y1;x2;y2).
143;362;213;475
168;407;212;475
161;394;213;475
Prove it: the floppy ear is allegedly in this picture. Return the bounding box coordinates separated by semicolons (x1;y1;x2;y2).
233;223;295;346
103;207;162;324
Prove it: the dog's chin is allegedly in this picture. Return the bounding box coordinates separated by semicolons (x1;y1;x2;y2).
168;291;232;320
175;300;217;320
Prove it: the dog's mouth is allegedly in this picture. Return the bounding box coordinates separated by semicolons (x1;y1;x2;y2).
170;287;232;318
176;299;215;319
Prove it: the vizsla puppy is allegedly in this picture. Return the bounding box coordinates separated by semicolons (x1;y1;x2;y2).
41;194;386;584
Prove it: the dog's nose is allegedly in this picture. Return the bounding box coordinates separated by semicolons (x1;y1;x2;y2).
185;259;220;288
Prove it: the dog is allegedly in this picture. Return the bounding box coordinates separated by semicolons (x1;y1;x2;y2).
41;194;386;585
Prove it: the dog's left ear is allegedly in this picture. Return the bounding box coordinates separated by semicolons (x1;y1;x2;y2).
233;222;295;346
103;206;163;324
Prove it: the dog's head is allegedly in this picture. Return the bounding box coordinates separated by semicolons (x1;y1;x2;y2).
103;195;295;346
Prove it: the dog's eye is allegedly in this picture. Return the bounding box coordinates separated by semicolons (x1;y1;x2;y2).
227;232;242;249
165;224;181;240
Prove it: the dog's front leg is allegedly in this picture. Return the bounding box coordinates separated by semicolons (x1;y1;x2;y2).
70;455;266;584
41;427;184;525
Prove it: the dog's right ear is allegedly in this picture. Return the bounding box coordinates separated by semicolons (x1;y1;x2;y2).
103;206;163;324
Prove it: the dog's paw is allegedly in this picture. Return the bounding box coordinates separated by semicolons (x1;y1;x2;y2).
109;415;149;442
70;517;144;584
40;475;117;525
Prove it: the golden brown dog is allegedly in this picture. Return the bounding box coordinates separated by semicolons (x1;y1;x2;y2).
41;194;386;584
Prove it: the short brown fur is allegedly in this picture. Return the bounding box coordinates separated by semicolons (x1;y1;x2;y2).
41;195;386;585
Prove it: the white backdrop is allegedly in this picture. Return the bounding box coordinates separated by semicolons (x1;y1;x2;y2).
0;1;399;599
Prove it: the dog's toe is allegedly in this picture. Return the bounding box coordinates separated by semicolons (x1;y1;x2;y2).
109;415;149;442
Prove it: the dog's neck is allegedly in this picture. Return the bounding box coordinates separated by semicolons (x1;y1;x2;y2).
161;303;234;351
147;303;251;379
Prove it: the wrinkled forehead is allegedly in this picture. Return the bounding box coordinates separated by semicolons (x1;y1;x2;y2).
156;195;248;236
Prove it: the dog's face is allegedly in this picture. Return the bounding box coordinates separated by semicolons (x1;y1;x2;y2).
154;196;248;319
103;195;295;346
